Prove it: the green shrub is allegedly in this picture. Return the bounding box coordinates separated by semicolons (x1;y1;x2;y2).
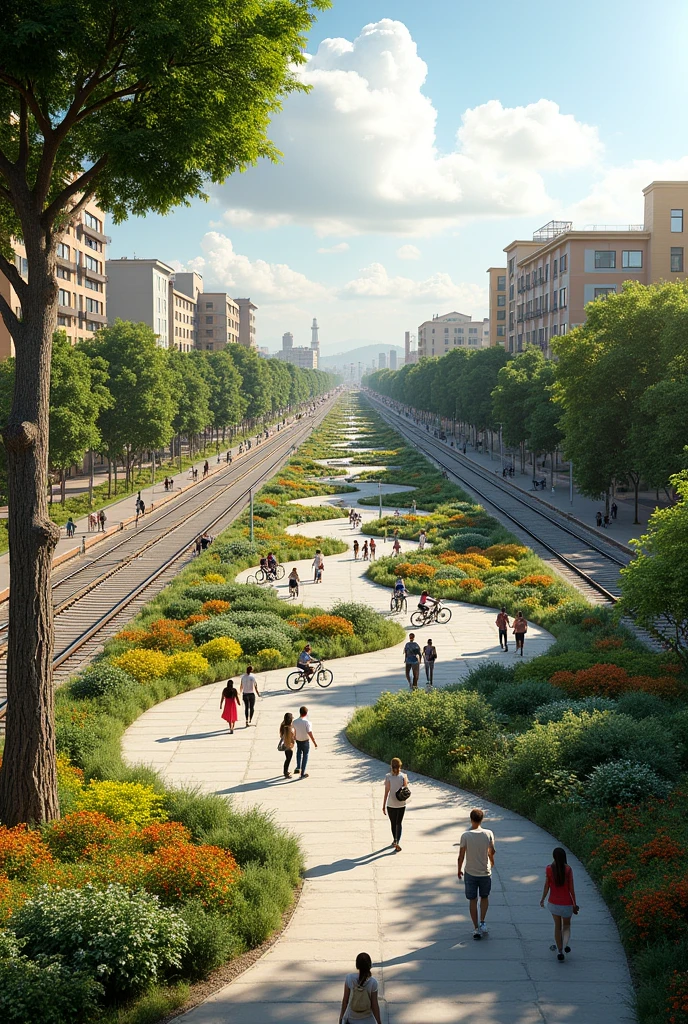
11;885;188;996
230;864;294;947
585;759;672;807
201;805;303;883
490;681;557;718
162;788;232;840
178;903;243;981
615;691;669;720
533;697;616;723
70;663;138;701
457;663;517;698
329;602;380;638
567;712;680;780
161;597;203;621
0;953;102;1024
450;532;491;552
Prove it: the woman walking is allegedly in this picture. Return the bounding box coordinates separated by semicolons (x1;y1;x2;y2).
279;712;296;778
382;757;409;852
392;536;401;556
540;847;578;961
353;539;359;560
362;540;369;561
418;528;426;551
369;537;376;561
338;952;382;1024
422;639;437;686
513;611;528;656
288;567;300;599
219;680;240;734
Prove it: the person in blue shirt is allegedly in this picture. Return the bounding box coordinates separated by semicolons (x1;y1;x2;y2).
297;643;316;681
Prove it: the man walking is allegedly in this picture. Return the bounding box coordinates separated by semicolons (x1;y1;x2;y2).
404;633;422;689
457;808;496;940
495;607;510;651
293;705;317;779
239;664;260;727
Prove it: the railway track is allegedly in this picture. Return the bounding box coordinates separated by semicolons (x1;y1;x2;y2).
365;393;630;606
0;397;337;722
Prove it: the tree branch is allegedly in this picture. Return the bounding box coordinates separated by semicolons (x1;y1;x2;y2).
0;251;28;303
0;72;51;136
75;79;150;122
0;288;21;343
17;97;29;170
41;155;109;231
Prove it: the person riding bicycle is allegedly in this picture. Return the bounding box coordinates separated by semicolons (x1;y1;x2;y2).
267;552;278;575
417;591;438;617
259;555;269;572
297;643;316;681
394;576;407;607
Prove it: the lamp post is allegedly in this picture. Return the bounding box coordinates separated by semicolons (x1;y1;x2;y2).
249;488;254;549
378;481;382;520
499;424;504;474
569;460;574;506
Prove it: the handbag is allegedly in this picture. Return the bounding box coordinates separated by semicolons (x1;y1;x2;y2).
395;775;411;802
277;738;285;751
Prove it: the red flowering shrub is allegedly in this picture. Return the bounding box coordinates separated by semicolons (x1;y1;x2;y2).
581;616;604;630
139;843;240;910
44;811;130;861
139;618;194;652
460;578;485;591
550;663;681;698
138;821;192;852
668;971;688;1024
184;614;210;626
0;824;52;880
639;834;682;864
201;600;231;616
516;574;554;587
623;877;688;943
305;614;355;637
594;637;624;650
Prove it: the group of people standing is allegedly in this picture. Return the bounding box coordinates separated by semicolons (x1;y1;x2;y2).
352;538;375;561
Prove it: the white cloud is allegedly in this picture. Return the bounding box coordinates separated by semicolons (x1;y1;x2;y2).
341;262;487;308
188;232;329;303
566;157;688;226
317;242;350;254
396;244;421;260
210;19;601;235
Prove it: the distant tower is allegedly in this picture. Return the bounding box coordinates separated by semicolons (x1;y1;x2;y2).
282;331;293;350
404;331;411;364
389;349;397;370
378;351;387;370
311;318;319;350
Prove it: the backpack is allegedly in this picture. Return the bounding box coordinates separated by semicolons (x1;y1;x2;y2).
350;978;372;1014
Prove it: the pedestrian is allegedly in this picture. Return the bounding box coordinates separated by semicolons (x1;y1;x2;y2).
338;952;382;1024
65;517;76;538
422;639;437;686
239;664;260;727
540;847;578;962
312;549;324;583
513;611;528;656
194;535;202;556
288;567;300;598
595;510;602;527
138;499;145;517
293;705;317;779
611;501;618;520
219;679;240;734
226;450;231;463
603;512;610;528
88;512;98;532
353;539;359;560
403;632;422;689
279;712;296;778
382;756;410;853
418;528;426;551
200;531;212;550
369;537;376;561
362;540;369;561
457;808;496;940
203;460;209;478
495;607;511;651
98;509;106;532
392;537;401;556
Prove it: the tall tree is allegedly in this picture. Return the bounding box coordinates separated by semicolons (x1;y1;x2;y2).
204;350;245;442
228;346;272;424
168;349;211;453
0;0;328;824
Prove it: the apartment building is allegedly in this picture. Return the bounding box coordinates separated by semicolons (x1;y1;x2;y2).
0;198;108;359
492;180;688;357
487;267;507;346
197;291;240;351
170;271;202;351
106;258;173;347
417;312;490;358
236;297;257;348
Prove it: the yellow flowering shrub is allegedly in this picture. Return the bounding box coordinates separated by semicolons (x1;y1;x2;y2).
459;578;485;591
73;780;168;826
113;648;169;683
453;552;491;570
56;755;84;797
198;638;243;664
203;572;226;585
256;648;282;668
165;651;210;678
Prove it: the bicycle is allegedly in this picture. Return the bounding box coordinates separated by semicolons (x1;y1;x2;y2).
247;564;286;585
390;592;408;614
286;660;333;691
410;602;452;627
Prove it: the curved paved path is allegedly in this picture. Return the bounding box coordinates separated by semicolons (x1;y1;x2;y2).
122;486;634;1024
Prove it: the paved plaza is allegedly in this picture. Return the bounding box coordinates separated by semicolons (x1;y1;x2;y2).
122;485;634;1024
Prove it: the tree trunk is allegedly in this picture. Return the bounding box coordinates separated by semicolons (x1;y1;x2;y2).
107;457;112;498
60;468;66;505
0;248;61;826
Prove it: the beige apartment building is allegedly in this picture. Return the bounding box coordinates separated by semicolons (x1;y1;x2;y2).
487;267;507;346
236;297;257;348
418;311;490;358
197;291;240;351
0;198;108;359
170;271;202;351
491;180;688;357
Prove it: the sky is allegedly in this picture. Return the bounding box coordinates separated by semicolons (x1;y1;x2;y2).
108;0;688;355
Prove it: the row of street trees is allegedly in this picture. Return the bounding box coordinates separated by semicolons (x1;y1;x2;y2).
366;281;688;517
0;321;335;502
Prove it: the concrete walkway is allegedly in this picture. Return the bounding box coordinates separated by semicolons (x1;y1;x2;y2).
122;491;634;1024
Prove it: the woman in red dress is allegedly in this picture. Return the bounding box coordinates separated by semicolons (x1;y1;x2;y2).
220;680;240;734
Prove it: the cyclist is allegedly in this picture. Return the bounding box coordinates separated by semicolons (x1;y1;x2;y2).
417;591;438;619
297;643;316;681
288;567;300;598
267;552;278;576
259;555;269;573
394;576;407;609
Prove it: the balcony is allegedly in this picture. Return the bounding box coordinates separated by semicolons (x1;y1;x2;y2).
79;311;107;324
79;223;110;245
82;266;108;284
56;256;77;273
58;304;77;317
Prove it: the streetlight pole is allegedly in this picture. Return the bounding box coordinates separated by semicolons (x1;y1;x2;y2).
378;481;382;520
569;460;574;506
249;488;254;549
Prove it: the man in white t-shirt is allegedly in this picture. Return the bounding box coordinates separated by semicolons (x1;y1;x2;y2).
457;808;496;940
293;705;317;778
239;664;260;727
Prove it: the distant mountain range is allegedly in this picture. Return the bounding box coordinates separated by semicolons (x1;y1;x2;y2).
318;343;405;368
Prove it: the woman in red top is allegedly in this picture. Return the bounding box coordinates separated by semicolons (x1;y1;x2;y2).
540;847;578;961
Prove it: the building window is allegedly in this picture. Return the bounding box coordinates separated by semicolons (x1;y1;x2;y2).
509;283;514;300
509;258;515;274
594;251;616;269
560;254;568;272
671;247;684;272
497;275;506;290
86;297;101;313
56;267;70;280
497;294;506;307
84;254;100;272
525;273;530;289
58;288;71;307
497;310;506;320
84;212;101;231
545;263;549;282
84;236;100;251
622;250;643;269
444;327;449;333
57;315;68;327
206;316;213;324
205;301;213;308
86;321;98;332
538;328;545;346
84;278;101;292
553;261;558;278
552;291;558;311
469;327;478;334
496;326;505;337
559;287;568;308
57;243;70;260
671;209;684;233
594;287;616;299
206;329;213;336
560;323;568;335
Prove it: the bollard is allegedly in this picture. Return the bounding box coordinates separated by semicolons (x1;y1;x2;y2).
81;537;86;555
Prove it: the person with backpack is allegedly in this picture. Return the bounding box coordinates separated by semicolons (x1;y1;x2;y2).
495;607;511;651
338;951;382;1024
422;639;437;686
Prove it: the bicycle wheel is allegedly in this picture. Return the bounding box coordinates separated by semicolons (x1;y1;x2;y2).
246;574;257;585
436;607;452;624
316;668;333;687
390;595;398;612
286;671;306;691
274;565;285;580
410;610;426;627
401;597;408;613
255;568;266;584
